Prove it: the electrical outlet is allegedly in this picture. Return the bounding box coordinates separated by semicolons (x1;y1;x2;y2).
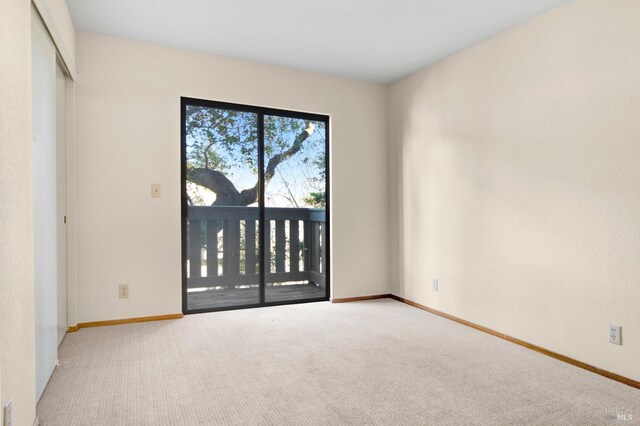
432;278;439;292
609;325;621;345
119;284;129;299
151;184;161;198
4;400;12;426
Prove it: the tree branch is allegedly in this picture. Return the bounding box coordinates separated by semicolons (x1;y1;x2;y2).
265;122;314;184
187;121;315;207
187;167;241;205
238;121;314;205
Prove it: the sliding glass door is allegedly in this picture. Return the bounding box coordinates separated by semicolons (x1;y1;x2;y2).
263;115;327;303
181;98;329;313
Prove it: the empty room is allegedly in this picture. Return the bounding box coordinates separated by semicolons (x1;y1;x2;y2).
1;0;639;425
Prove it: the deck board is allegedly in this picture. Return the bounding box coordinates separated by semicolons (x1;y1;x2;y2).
187;284;326;310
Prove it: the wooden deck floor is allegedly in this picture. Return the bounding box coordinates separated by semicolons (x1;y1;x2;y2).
187;283;326;310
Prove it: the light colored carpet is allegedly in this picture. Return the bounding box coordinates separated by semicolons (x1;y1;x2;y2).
37;299;638;425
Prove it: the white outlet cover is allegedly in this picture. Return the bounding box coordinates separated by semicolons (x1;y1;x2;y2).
119;284;129;299
432;279;438;292
609;324;621;345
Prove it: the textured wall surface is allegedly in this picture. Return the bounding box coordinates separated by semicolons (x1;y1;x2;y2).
389;0;640;381
74;33;390;322
0;1;37;425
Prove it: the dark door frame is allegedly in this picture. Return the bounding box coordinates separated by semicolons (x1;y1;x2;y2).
180;97;331;314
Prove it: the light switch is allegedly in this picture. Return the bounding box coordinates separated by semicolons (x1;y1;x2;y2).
151;184;161;198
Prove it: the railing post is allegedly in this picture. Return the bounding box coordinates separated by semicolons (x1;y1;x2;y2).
264;219;271;279
311;222;320;275
289;220;299;273
206;220;219;276
275;220;286;272
303;219;312;273
245;219;256;275
188;219;202;278
223;218;241;276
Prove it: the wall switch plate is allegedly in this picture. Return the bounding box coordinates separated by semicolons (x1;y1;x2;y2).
4;400;12;426
119;284;129;299
432;278;439;292
609;325;621;345
151;184;161;198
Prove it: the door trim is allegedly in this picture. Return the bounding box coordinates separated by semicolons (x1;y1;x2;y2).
180;97;331;314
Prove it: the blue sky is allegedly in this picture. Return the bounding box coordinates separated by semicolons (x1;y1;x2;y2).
186;108;326;208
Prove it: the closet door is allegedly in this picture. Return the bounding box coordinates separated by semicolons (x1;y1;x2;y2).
56;63;68;346
32;8;59;400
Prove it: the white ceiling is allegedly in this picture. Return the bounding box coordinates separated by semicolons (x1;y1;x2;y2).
66;0;574;83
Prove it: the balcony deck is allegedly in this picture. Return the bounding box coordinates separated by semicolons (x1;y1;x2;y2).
187;283;326;310
185;206;328;312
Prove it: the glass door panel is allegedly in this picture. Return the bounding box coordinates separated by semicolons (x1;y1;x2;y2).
263;115;328;303
184;104;260;311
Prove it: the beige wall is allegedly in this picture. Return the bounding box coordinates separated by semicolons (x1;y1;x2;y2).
74;33;390;322
0;0;37;425
389;0;640;381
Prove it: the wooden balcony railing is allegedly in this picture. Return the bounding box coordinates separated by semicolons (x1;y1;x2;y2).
186;206;326;289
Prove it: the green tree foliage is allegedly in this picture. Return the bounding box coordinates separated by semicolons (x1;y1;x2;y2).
185;105;326;207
